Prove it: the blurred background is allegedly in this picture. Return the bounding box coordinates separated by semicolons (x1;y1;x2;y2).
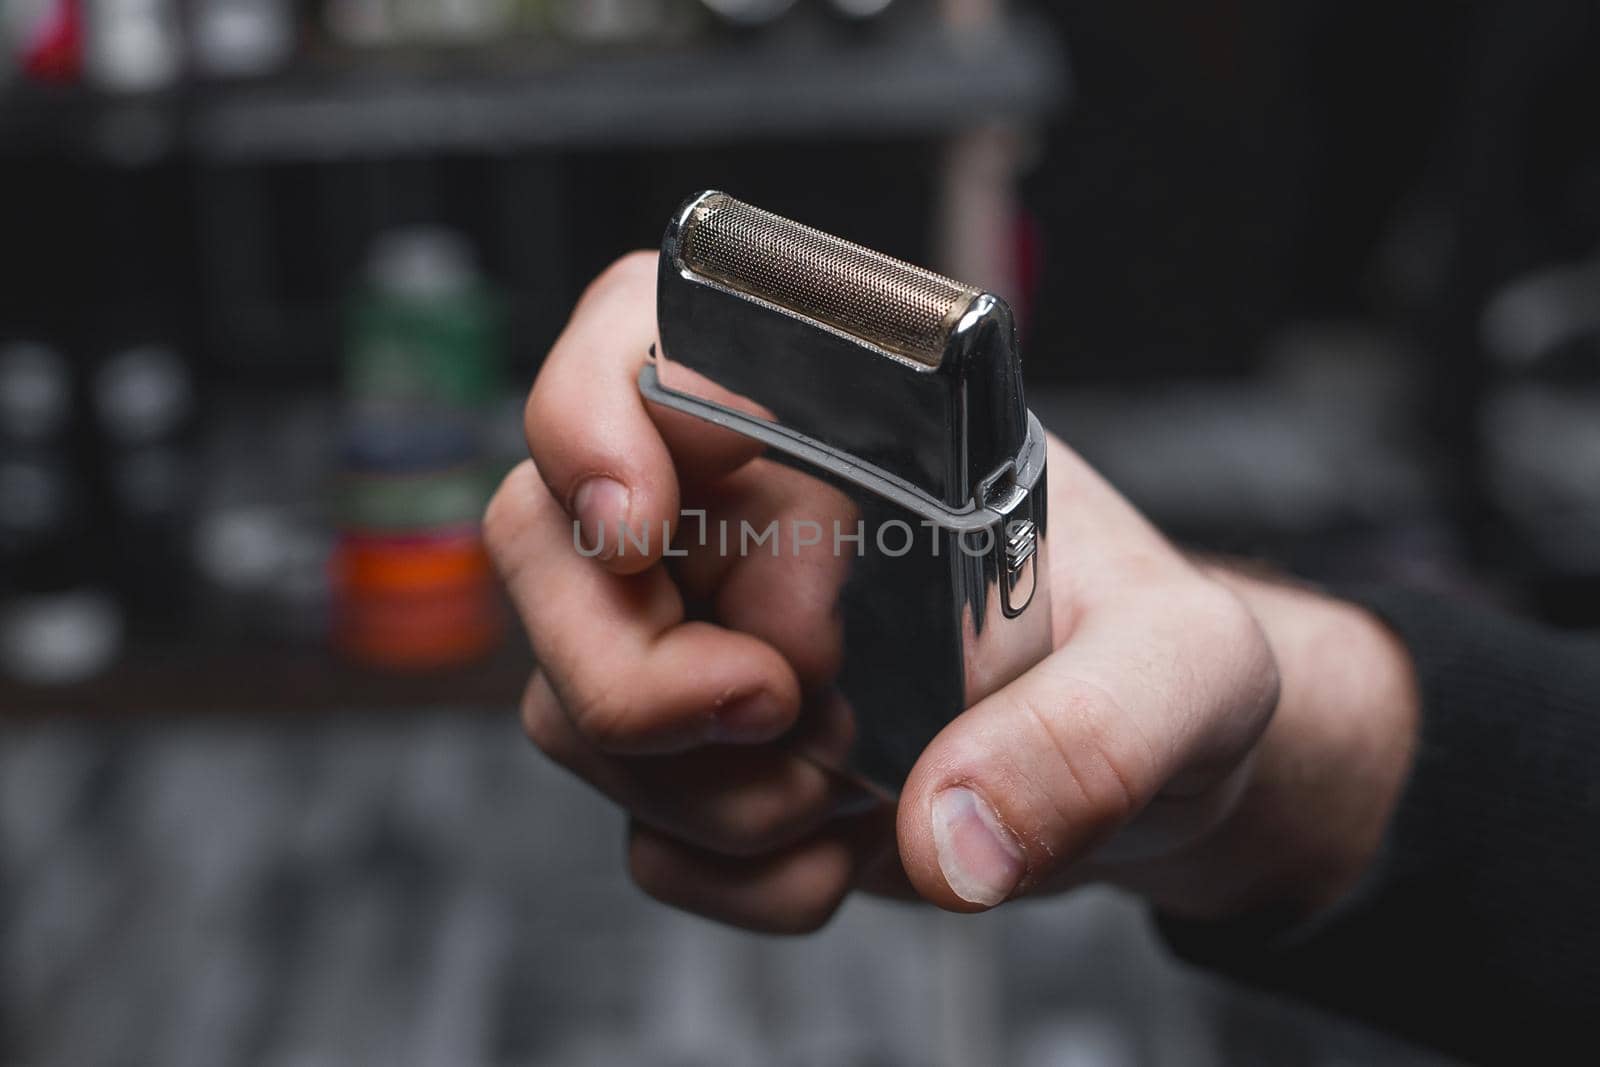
1;0;1596;1063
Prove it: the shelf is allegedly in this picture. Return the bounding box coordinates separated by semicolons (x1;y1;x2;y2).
0;17;1067;164
0;639;534;718
0;86;185;164
198;20;1065;160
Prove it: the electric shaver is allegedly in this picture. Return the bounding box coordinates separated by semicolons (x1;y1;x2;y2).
641;191;1052;795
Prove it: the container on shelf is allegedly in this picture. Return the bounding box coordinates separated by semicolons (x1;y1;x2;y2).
0;340;125;686
84;0;182;92
332;227;506;672
92;340;200;634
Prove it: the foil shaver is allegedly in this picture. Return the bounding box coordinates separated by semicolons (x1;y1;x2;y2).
641;191;1052;795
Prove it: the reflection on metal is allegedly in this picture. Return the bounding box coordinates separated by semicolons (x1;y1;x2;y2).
1000;518;1037;617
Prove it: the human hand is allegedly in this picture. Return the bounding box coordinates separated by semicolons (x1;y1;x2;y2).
485;252;1419;931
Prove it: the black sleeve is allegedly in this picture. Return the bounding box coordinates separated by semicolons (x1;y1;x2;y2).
1156;587;1600;1064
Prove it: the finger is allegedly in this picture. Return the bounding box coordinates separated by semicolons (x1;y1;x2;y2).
1038;433;1198;637
523;252;762;574
626;810;893;935
668;458;855;688
521;671;852;857
897;580;1278;911
485;460;801;752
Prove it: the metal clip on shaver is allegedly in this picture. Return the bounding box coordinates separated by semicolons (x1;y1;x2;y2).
641;191;1052;796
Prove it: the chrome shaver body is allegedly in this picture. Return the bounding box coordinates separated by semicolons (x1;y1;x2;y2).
641;191;1052;795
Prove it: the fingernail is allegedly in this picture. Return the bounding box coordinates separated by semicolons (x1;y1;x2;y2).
571;477;630;561
931;786;1025;907
711;692;785;744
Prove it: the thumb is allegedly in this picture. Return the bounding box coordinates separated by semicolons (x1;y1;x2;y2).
896;581;1276;911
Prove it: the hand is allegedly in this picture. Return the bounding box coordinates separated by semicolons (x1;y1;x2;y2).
485;252;1420;931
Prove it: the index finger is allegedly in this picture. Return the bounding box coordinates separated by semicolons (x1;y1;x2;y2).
523;251;761;574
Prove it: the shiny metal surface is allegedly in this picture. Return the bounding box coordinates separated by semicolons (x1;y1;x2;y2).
644;190;1052;794
677;192;980;368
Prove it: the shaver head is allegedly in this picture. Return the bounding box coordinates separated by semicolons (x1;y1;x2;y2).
655;190;1029;509
674;192;981;370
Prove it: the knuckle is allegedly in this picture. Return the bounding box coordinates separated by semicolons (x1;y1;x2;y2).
1056;688;1150;825
520;377;548;447
520;372;567;472
1107;543;1196;591
1113;548;1181;590
627;826;850;935
1081;744;1148;834
565;676;639;749
482;462;546;572
773;845;856;934
1053;678;1123;729
626;830;675;900
774;893;846;936
526;251;655;457
482;467;525;545
1180;581;1279;709
1017;683;1148;838
518;676;565;757
694;787;818;858
574;251;655;316
1186;580;1258;648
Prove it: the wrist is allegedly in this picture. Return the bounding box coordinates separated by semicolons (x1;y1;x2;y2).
1166;568;1421;921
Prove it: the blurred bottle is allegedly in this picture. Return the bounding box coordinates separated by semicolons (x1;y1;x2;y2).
0;341;124;685
333;228;505;671
92;341;199;635
0;341;71;443
189;0;293;79
192;396;335;647
81;147;200;636
690;0;794;29
345;228;501;411
826;0;895;21
83;0;182;92
7;0;84;82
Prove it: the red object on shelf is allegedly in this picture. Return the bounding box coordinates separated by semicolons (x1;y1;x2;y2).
19;0;83;83
331;531;503;671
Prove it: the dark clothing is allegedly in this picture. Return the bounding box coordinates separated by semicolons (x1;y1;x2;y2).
1160;588;1600;1064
